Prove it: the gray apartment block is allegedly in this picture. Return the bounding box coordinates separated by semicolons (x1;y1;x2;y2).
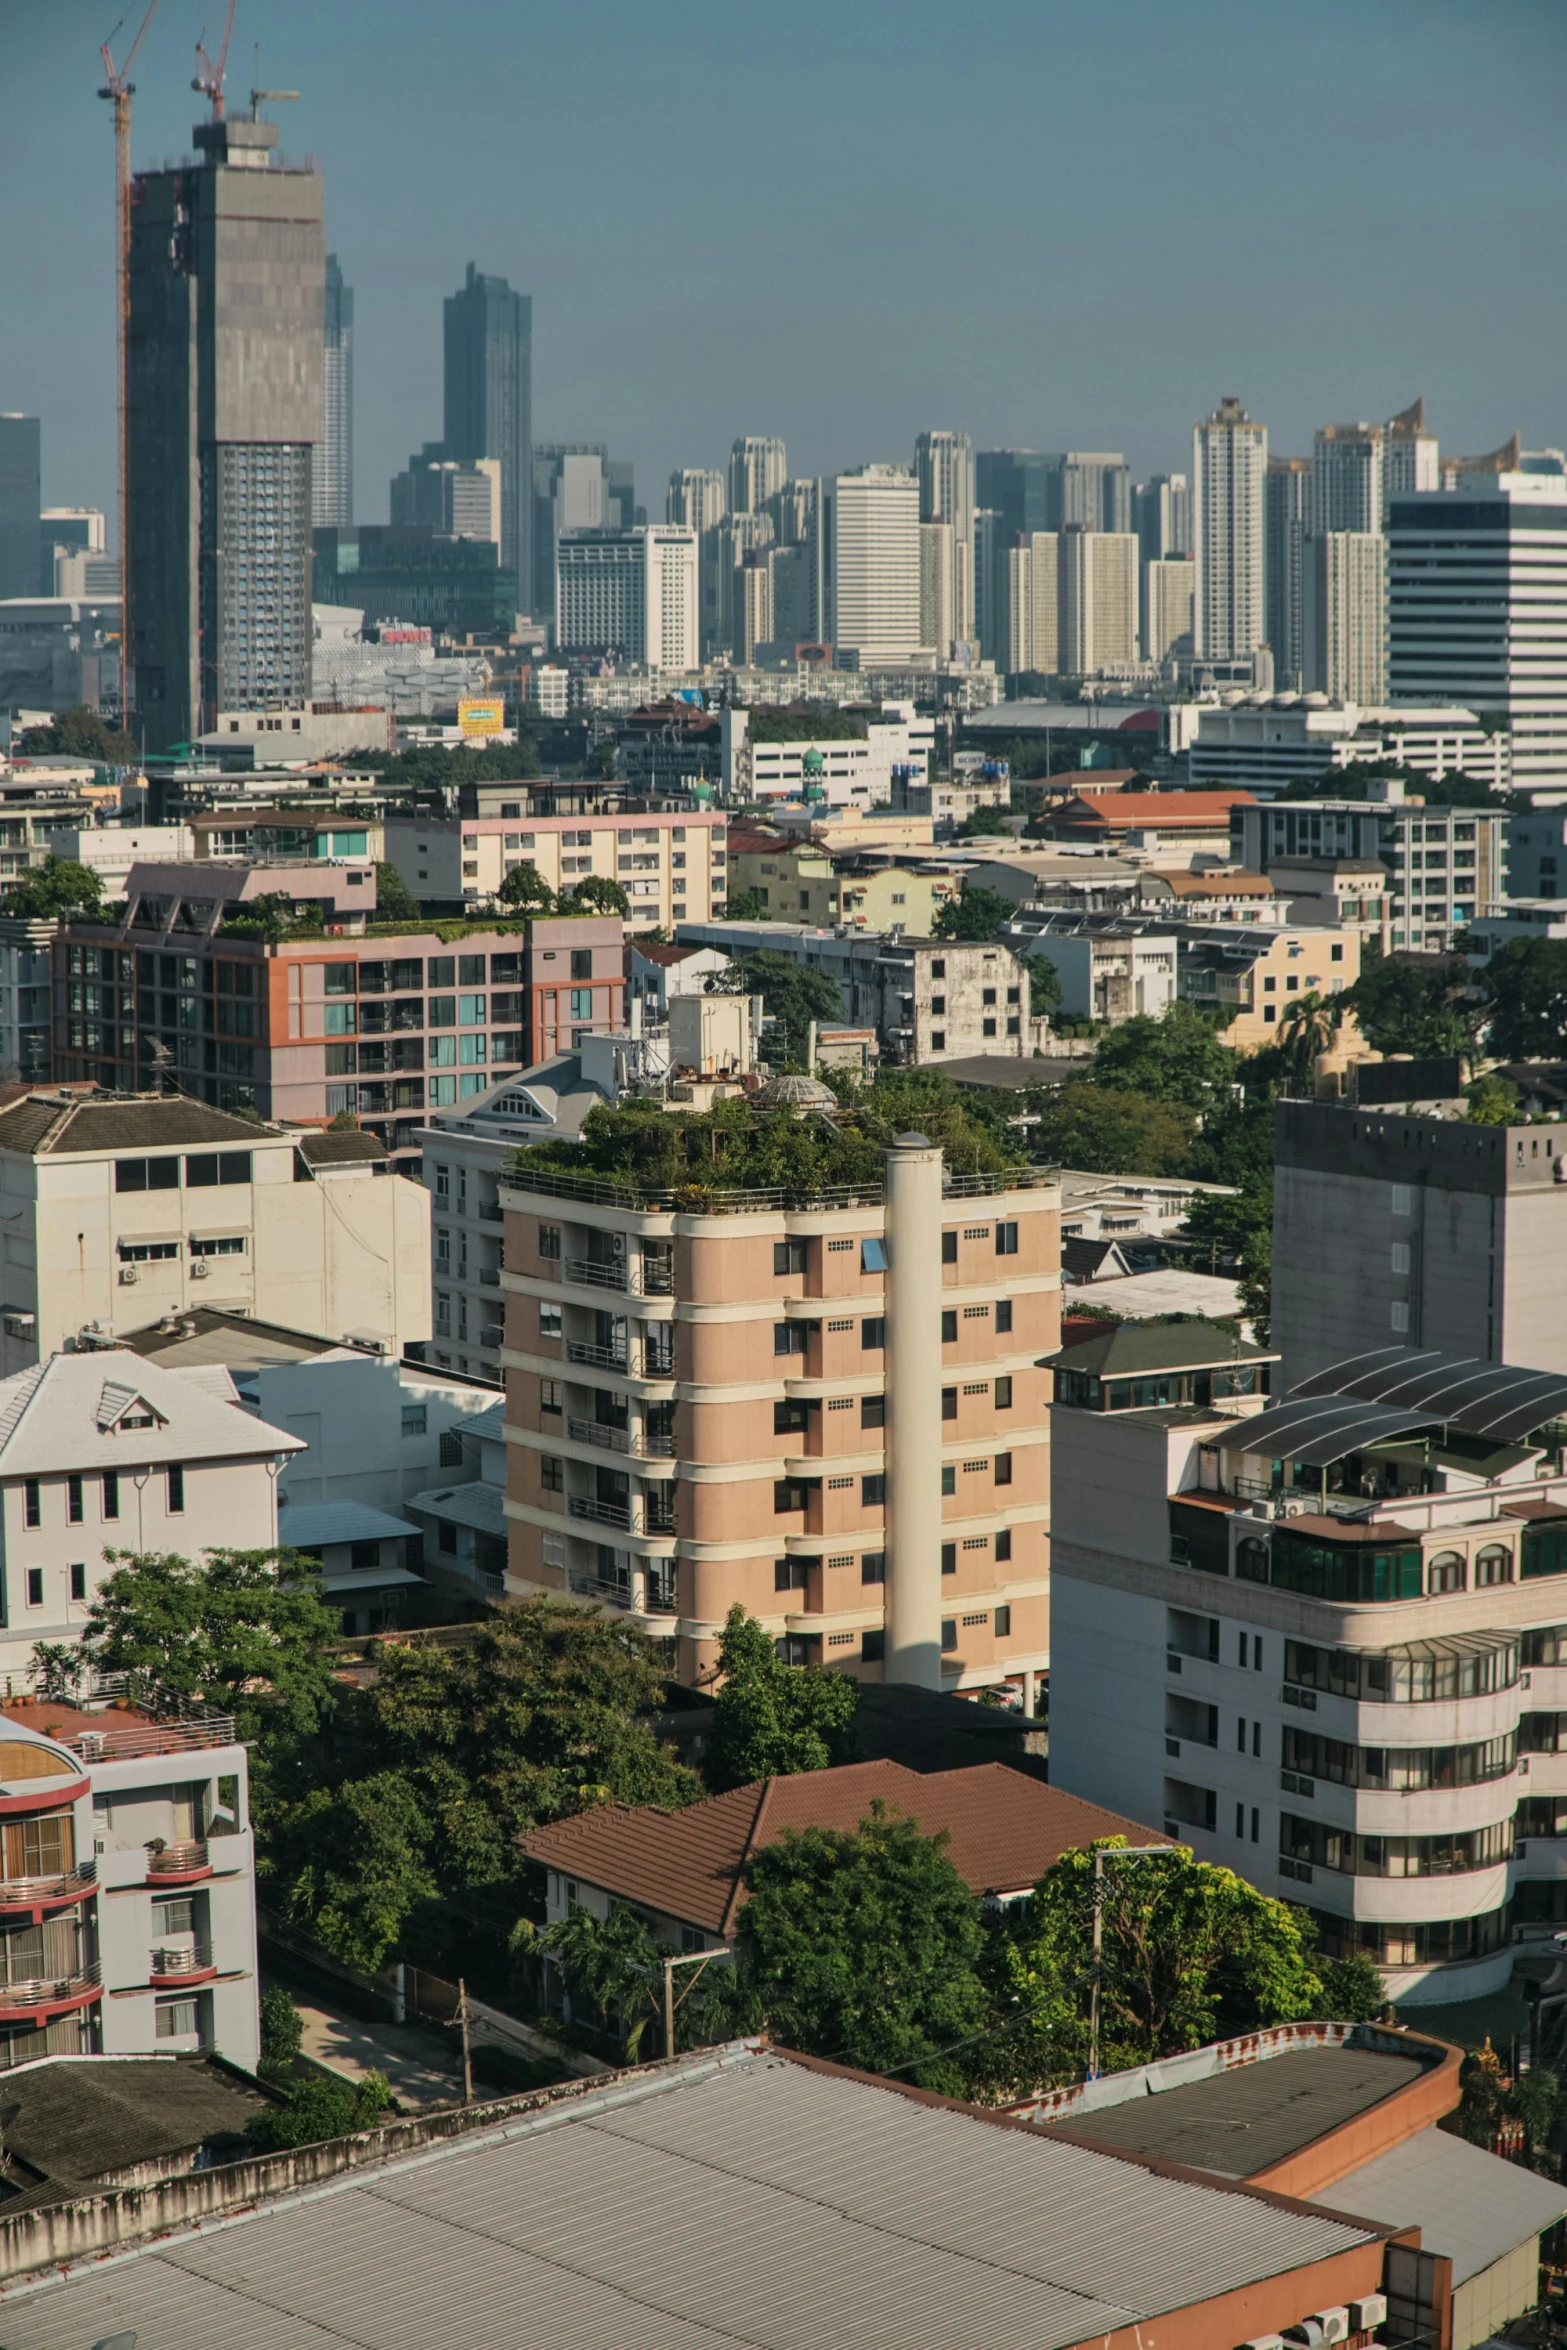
127;115;323;753
1273;1100;1567;1385
0;416;41;605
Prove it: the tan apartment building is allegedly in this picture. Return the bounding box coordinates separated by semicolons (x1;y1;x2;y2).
501;1137;1058;1699
1176;920;1362;1049
383;807;726;928
725;829;956;933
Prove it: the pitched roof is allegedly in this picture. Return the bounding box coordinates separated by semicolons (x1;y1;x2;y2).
1147;869;1274;898
1324;2123;1567;2285
0;1351;304;1477
1041;1318;1274;1375
632;941;713;967
0;1093;274;1158
277;1501;419;1547
1046;790;1256;833
297;1129;389;1166
520;1759;1173;1934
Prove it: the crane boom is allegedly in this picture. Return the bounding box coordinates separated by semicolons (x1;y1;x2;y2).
98;0;161;735
192;0;238;120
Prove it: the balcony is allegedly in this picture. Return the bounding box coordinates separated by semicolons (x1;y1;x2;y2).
0;1862;95;1916
477;1202;504;1223
641;1344;676;1382
568;1417;632;1455
567;1341;629;1373
568;1495;632;1531
641;1258;674;1295
146;1840;213;1884
64;1715;236;1763
0;1960;102;2018
149;1942;216;1987
564;1257;628;1293
478;1268;502;1289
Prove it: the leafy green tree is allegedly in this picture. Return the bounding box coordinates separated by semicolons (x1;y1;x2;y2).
280;1771;439;1971
497;861;556;914
747;705;868;743
559;873;630;917
0;856;104;920
1276;991;1341;1085
373;862;421;923
353;739;540;787
1029;1080;1196;1176
259;1985;305;2074
734;948;846;1067
16;706;138;762
1482;936;1567;1061
1090;1002;1235;1120
956;804;1015;838
735;1804;988;2091
932;882;1015;942
1451;2044;1561;2175
1467;1072;1520;1125
542;1901;664;2058
246;2069;392;2151
1026;953;1062;1020
217;893;319;943
722;887;771;921
1348;945;1479;1061
83;1548;339;1725
706;1606;859;1790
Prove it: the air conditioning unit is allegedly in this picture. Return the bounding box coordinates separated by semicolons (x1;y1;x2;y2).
608;1233;626;1255
1282;2312;1349;2347
190;1260;210;1280
1239;2337;1285;2350
1348;2296;1387;2332
118;1265;139;1285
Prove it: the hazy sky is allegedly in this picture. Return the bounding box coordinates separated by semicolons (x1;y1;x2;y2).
4;0;1565;538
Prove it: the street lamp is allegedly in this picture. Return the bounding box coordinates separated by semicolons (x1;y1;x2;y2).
1087;1844;1174;2082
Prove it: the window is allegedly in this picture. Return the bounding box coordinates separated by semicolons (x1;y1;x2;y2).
941;1310;957;1342
861;1551;886;1584
773;1239;807;1275
190;1236;245;1258
995;1298;1013;1334
323;963;357;995
25;1569;42;1607
67;1476;83;1526
860;1237;887;1274
995;1221;1018;1256
941;1465;956;1495
861;1318;885;1350
994;1606;1011;1638
540;1380;563;1416
401;1405;428;1437
774;1322;807;1356
570;989;594;1020
941;1387;957;1421
539;1302;562;1339
118;1241;179;1262
167;1465;185;1513
931;959;946;978
994;1453;1013;1486
1475;1544;1512;1587
941;1620;958;1653
184;1151;252;1186
155;1997;199;2040
324;1002;357;1036
995;1528;1012;1563
941;1231;957;1263
23;1479;39;1530
774;1398;811;1434
860;1394;885;1429
1391;1184;1413;1216
541;1457;564;1492
861;1629;886;1662
774;1479;812;1513
115;1155;180;1192
428;996;456;1028
774;1558;810;1592
102;1471;119;1521
429;957;456;987
941;1542;956;1576
994;1376;1013;1409
1428;1551;1465;1595
930;1031;945;1052
350;1540;380;1572
861;1474;886;1506
571;950;593;981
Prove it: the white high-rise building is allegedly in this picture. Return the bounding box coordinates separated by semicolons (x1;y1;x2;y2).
1384;398;1440;516
665;468;727;533
1144;557;1195;662
1304;532;1386;705
914;430;975;645
1388;468;1567;785
1193;397;1267;659
728;437;787;516
1061;528;1138;672
1312;423;1383;536
555;526;698;669
1006;533;1060;676
918;521;955;657
826;465;923;664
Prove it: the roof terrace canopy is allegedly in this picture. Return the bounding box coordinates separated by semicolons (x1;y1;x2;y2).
1291;1346;1567;1444
1212;1394;1442;1467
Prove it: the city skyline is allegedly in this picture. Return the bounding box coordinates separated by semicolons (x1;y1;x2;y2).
3;0;1566;536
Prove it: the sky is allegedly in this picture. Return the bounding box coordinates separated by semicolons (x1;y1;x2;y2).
3;0;1566;540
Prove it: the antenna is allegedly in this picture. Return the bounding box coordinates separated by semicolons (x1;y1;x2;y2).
191;0;238;120
98;0;161;736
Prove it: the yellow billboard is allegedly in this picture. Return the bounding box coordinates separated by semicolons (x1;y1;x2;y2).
458;696;507;737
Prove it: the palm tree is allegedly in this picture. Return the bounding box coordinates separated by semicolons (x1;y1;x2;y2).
1276;991;1342;1089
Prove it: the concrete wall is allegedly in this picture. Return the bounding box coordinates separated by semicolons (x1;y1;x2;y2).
248;1353;500;1514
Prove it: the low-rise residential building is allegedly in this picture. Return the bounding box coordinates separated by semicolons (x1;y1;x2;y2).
42;827;195;898
1004;912;1177;1026
503;1137;1058;1698
627;940;734;1018
275;1498;425;1637
1034;787;1257;860
1046;1324;1567;2006
1266;856;1389;932
1231;781;1506;952
1059;1170;1239;1249
0;1692;260;2072
0;1094;431;1371
382;806;726;928
1175;920;1361;1048
404;1397;508;1607
1133;868;1280;923
723;828;957;933
186;808;384;866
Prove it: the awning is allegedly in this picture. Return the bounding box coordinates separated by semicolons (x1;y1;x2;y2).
1291;1346;1567;1444
1213;1395;1443;1467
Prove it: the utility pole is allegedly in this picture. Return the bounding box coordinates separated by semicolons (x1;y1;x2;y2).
458;1977;473;2102
1087;1845;1173;2082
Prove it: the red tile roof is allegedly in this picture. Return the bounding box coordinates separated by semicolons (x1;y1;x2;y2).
519;1759;1172;1934
1046;790;1257;836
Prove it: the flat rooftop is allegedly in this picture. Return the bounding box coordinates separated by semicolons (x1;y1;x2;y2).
1037;2043;1425;2177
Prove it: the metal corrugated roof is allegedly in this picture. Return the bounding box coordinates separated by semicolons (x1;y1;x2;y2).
1292;1345;1567;1443
0;2049;1380;2350
405;1479;507;1538
277;1501;420;1547
1214;1393;1441;1465
1324;2124;1567;2285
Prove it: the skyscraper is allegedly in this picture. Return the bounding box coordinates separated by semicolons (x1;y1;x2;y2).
1192;397;1267;661
1135;473;1192;565
1311;423;1383;536
728;437;787;516
824;466;922;664
1060;529;1138;673
914;430;975;645
314;255;354;530
1384;398;1440;514
444;264;532;613
1303;532;1386;704
127;112;324;753
554;526;698;669
1264;457;1312;693
667;468;729;655
1061;453;1131;534
0;416;41;603
975;450;1058;541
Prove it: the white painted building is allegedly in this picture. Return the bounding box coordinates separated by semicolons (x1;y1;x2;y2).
1304;533;1386;706
722;702;932;809
1143;558;1195;663
382;808;725;928
1189;699;1511;797
43;827;194;901
914;430;975;647
1061;531;1139;674
554;527;699;670
0;1093;433;1374
0;1696;260;2072
0;1349;300;1685
826;466;925;665
1312;423;1383;536
1193;397;1268;660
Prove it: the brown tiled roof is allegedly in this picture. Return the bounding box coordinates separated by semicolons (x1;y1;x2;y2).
632;942;708;967
519;1759;1172;1934
297;1130;387;1165
0;1094;270;1157
1501;1497;1567;1523
1154;869;1274;898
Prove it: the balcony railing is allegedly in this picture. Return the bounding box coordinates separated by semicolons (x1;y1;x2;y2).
477;1202;504;1222
0;1862;95;1907
64;1716;236;1762
505;1163;1058;1216
0;1961;101;2010
568;1495;632;1531
564;1257;628;1292
641;1258;675;1294
478;1268;502;1288
568;1417;632;1455
567;1341;628;1372
150;1942;215;1981
568;1570;633;1608
147;1840;211;1878
641;1346;676;1381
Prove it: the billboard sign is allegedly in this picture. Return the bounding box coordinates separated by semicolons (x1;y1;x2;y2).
459;696;507;737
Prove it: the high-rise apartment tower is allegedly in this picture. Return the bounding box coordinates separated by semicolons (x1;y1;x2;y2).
1193;398;1268;661
314;255;354;530
444;264;532;612
915;430;975;645
728;437;787;517
1264;458;1312;694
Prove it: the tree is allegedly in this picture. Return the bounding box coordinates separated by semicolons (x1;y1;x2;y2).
956;804;1014;838
542;1901;664;2058
747;705;868;743
1090;1002;1235;1120
705;1606;859;1790
1451;2040;1561;2175
722;887;771;921
1276;991;1342;1086
735;1804;988;2092
0;856;104;920
16;706;138;762
1348;945;1479;1062
217;893;319;944
259;1985;305;2075
497;862;556;914
1026;953;1062;1020
1467;1072;1519;1125
280;1771;439;1971
373;862;421;923
559;873;630;917
352;740;540;788
1029;1080;1195;1176
734;949;845;1068
83;1548;340;1725
933;882;1015;942
246;2069;392;2151
1482;936;1567;1061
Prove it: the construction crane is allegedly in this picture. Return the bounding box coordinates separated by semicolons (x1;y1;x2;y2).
98;0;161;737
192;0;238;120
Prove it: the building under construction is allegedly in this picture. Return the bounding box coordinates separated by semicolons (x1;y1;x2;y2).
126;104;324;753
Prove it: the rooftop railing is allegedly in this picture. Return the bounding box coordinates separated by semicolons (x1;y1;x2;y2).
63;1716;237;1762
504;1162;1056;1217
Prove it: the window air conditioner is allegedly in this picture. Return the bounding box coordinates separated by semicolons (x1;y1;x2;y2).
118;1265;139;1284
190;1260;210;1279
